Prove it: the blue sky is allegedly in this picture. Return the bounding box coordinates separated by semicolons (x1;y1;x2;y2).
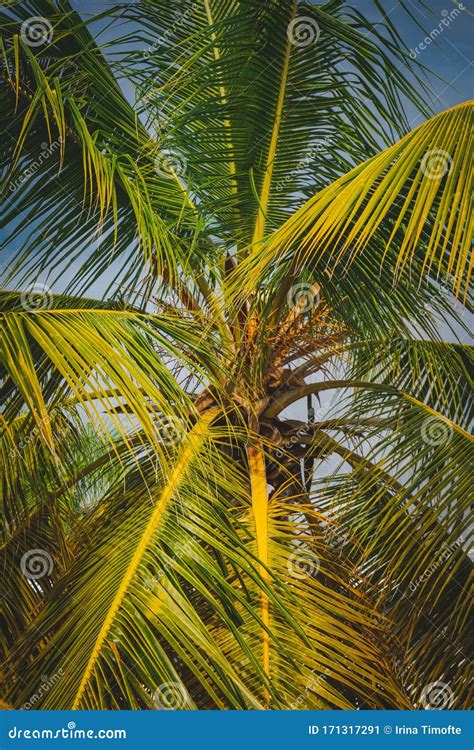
1;0;471;437
72;0;472;117
2;0;472;302
350;0;472;116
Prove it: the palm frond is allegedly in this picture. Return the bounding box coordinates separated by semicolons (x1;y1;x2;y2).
239;101;473;301
124;0;430;246
0;1;200;296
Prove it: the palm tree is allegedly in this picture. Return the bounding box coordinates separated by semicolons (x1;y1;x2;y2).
0;0;472;711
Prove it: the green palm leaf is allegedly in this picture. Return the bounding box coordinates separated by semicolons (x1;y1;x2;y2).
1;0;471;712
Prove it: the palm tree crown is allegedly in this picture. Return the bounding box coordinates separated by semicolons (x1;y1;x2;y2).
0;0;472;710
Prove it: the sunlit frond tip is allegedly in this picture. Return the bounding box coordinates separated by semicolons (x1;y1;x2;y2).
247;101;473;301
